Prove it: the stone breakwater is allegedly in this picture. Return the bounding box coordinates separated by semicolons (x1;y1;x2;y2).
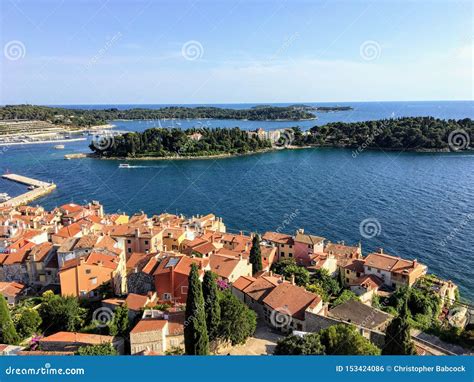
0;174;56;207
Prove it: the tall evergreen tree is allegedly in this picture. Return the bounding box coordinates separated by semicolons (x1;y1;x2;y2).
184;264;209;355
202;271;221;342
109;304;129;337
382;296;417;355
0;296;19;344
249;234;262;275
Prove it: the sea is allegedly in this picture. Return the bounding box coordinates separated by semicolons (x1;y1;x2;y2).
1;101;473;300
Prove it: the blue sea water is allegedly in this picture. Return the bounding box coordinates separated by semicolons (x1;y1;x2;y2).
1;101;473;300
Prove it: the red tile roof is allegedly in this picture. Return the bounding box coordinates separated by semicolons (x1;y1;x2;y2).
263;283;321;320
40;332;114;344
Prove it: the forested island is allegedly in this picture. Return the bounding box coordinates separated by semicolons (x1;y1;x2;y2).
90;127;272;158
89;117;473;159
296;116;473;151
0;104;319;128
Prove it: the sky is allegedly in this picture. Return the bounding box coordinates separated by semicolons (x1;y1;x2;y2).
0;0;472;105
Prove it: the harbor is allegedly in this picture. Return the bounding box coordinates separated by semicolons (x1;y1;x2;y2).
0;173;56;207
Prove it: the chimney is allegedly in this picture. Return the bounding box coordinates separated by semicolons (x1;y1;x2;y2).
290;274;295;285
135;228;140;237
269;270;273;277
380;248;384;254
413;259;417;267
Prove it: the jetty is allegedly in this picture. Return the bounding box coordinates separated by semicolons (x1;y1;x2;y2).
0;174;56;207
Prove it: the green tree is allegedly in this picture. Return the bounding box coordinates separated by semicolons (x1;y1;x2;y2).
15;308;42;339
109;304;129;337
271;259;310;286
274;333;324;355
310;269;341;297
202;271;221;342
219;290;257;345
0;296;19;344
249;234;262;275
77;343;118;355
382;298;417;355
332;290;359;307
184;264;209;355
319;324;381;355
38;292;86;333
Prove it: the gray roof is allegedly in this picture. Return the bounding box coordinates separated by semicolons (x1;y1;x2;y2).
328;299;392;330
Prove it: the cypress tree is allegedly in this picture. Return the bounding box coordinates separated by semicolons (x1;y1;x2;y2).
202;271;221;342
184;264;209;355
0;296;19;344
249;234;262;275
109;304;129;337
382;296;417;355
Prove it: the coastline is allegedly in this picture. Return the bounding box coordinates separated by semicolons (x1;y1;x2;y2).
67;145;472;161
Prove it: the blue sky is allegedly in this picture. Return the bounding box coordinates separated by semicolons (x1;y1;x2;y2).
1;0;472;104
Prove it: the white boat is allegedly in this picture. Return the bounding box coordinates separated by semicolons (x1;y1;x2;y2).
119;163;131;169
28;185;36;190
0;193;11;202
54;144;65;149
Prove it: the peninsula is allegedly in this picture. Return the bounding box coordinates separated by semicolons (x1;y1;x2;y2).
0;104;322;128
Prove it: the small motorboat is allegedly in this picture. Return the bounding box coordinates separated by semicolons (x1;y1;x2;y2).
119;163;132;169
27;185;36;190
0;193;11;202
54;144;65;149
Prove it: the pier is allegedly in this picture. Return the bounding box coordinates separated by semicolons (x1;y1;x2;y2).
0;174;56;207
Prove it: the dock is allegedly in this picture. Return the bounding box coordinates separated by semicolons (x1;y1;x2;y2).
0;174;56;207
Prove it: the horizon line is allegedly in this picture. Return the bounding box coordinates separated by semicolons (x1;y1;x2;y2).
2;99;473;107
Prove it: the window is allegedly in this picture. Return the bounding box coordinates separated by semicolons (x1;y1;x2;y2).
91;277;97;285
163;293;172;300
367;266;372;271
128;248;132;253
280;252;285;257
144;240;149;245
346;278;349;283
181;286;188;294
356;272;360;277
289;253;293;257
127;239;131;244
346;270;350;274
85;269;91;274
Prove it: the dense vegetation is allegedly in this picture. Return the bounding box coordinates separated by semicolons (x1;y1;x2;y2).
91;116;472;158
0;104;316;127
291;117;473;151
77;343;118;355
185;267;256;354
90;127;272;157
274;324;380;355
